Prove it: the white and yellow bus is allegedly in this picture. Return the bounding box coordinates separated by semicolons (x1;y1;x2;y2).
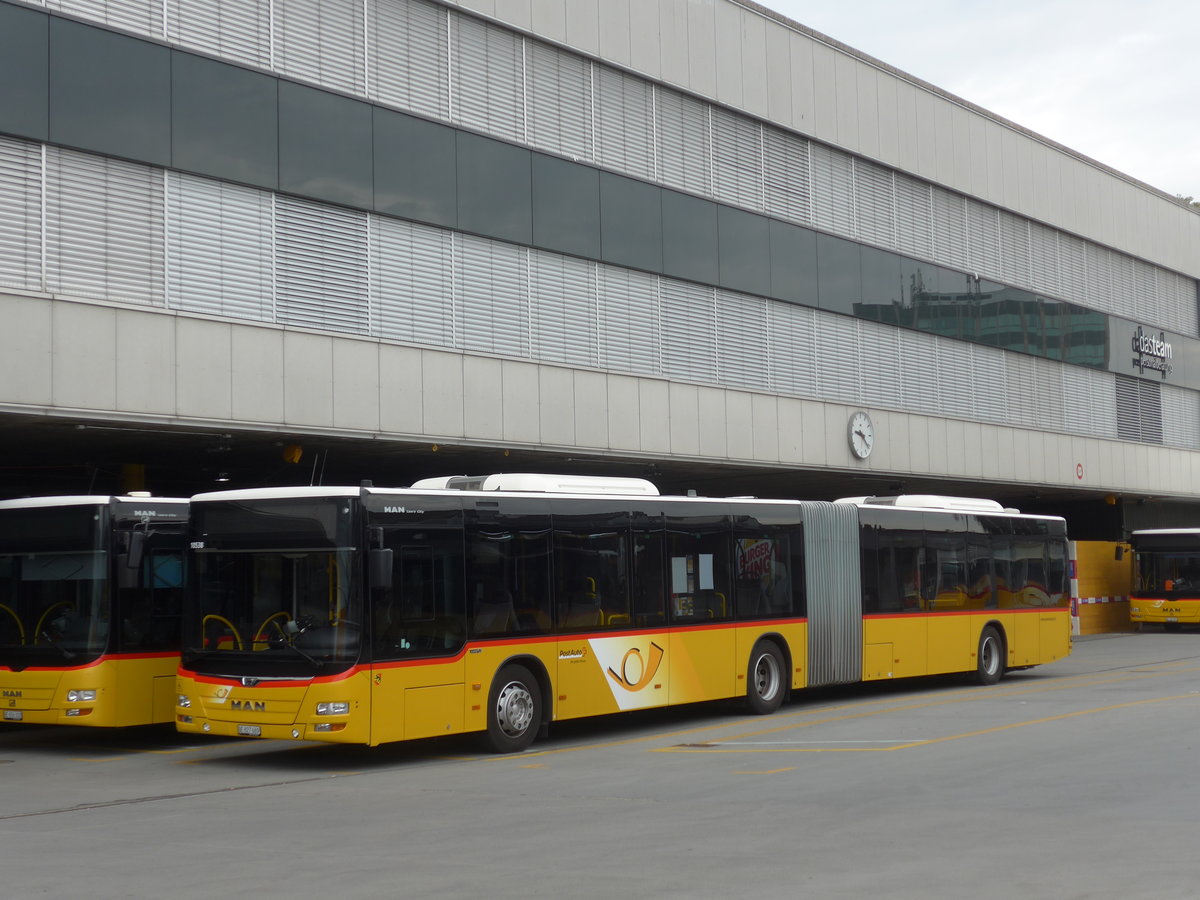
1129;529;1200;630
175;476;1071;751
0;495;188;727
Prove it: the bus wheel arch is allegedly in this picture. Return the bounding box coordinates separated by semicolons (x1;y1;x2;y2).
482;656;549;753
976;623;1006;685
745;637;788;714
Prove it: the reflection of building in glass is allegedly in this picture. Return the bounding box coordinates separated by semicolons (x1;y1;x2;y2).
855;265;1108;367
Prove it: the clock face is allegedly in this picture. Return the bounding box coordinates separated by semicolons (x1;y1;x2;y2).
848;412;874;459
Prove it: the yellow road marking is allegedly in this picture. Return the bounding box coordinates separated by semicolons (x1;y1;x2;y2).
734;767;795;775
661;694;1200;753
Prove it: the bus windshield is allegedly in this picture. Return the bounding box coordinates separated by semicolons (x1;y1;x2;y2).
184;499;361;677
0;505;110;668
1136;549;1200;594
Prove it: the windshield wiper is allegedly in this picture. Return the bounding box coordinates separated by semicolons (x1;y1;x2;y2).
276;639;323;668
39;631;76;660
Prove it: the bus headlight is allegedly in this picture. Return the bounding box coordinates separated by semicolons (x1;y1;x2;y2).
67;690;96;703
178;694;192;708
316;701;349;716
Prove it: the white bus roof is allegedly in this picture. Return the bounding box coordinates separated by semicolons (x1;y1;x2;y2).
835;495;1016;513
409;473;660;496
191;486;361;503
1131;528;1200;536
0;495;188;510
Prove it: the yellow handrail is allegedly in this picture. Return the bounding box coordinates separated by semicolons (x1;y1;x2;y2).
254;611;290;643
202;614;244;651
33;601;74;643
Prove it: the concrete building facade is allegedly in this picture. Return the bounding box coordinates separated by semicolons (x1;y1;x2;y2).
0;0;1198;534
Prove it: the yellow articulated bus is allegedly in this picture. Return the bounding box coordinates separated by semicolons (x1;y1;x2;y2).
175;476;1071;752
0;495;188;727
1129;529;1200;630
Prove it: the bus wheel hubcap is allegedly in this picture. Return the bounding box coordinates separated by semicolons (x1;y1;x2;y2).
496;682;534;737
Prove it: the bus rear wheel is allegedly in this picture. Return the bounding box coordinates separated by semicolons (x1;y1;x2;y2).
484;665;541;753
745;641;786;715
976;626;1005;685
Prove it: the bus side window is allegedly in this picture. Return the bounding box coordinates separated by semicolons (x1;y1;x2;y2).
632;529;665;626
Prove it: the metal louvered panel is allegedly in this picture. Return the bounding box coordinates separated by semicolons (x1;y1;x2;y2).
1109;252;1137;318
661;279;716;383
711;107;763;211
529;250;598;367
1003;354;1043;429
1057;232;1088;306
1115;374;1163;444
452;15;524;143
801;501;862;688
1161;384;1200;449
767;302;817;397
456;234;528;358
859;320;901;410
1062;366;1115;440
597;265;660;376
894;172;932;258
1162;271;1199;336
370;216;455;347
762;126;811;225
810;144;855;238
166;172;274;321
1085;243;1113;313
714;290;769;390
167;0;271;69
1029;223;1060;298
49;0;163;38
969;343;1008;424
656;89;711;196
998;211;1031;288
1133;260;1158;326
965;200;1000;279
594;66;655;180
0;137;43;292
814;313;860;402
853;160;895;249
931;188;968;270
1115;374;1141;440
274;0;366;95
936;338;972;419
370;0;449;120
898;329;940;414
526;42;593;161
46;148;164;305
275;196;369;334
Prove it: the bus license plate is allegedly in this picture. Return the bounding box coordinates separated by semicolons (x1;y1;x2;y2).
4;710;22;721
237;724;262;737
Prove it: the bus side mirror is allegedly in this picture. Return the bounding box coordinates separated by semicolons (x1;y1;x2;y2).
127;531;147;571
370;548;394;591
1115;546;1124;561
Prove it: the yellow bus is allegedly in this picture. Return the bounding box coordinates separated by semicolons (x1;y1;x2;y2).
0;495;188;727
175;476;1071;751
1129;529;1200;630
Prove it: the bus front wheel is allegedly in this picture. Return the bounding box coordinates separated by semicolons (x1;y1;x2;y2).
745;641;786;715
976;626;1005;685
484;665;542;754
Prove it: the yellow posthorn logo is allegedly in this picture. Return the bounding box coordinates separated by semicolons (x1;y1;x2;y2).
607;642;664;692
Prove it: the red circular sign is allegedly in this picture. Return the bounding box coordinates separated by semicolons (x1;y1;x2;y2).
1075;463;1084;480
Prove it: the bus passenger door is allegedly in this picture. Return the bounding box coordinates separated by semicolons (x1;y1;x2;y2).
369;528;466;746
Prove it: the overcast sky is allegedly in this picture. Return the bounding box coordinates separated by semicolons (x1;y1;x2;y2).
760;0;1200;202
